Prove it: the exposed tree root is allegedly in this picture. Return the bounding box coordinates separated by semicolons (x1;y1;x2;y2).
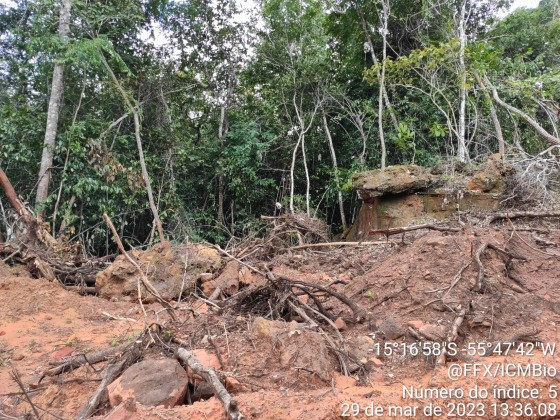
473;241;526;292
268;271;366;323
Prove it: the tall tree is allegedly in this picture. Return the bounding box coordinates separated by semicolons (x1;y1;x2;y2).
35;0;71;211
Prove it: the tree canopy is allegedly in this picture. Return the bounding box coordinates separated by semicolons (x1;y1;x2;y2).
1;0;558;254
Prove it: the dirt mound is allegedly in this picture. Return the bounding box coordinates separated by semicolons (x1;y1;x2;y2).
348;228;560;343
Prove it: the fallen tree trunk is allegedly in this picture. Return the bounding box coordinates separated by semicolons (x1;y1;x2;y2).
43;341;132;377
175;348;244;420
289;241;391;250
487;210;560;224
0;167;56;246
370;223;461;236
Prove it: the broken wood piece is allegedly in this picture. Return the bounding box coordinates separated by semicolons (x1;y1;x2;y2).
29;257;56;281
289;241;391;250
436;305;468;366
101;312;138;322
369;223;460;236
44;341;132;374
175;347;244;420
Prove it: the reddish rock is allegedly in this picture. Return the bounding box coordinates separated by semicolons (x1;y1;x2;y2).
297;294;309;304
334;317;347;331
239;266;266;288
96;242;221;302
190;349;221;371
407;320;424;330
53;346;75;360
338;273;351;282
418;324;447;341
320;273;331;282
334;372;357;389
225;376;248;393
367;357;383;367
202;260;240;297
193;302;209;314
107;358;188;408
28;375;53;389
199;273;213;283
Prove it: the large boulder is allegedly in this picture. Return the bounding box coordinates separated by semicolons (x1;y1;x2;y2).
96;242;221;302
352;165;436;201
107;358;189;408
466;153;512;193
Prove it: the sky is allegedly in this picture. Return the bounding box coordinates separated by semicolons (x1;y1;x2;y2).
510;0;540;8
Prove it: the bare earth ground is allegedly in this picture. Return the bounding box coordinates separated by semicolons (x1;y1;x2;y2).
1;220;560;419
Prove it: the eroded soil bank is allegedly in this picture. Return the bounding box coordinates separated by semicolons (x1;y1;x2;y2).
1;217;560;419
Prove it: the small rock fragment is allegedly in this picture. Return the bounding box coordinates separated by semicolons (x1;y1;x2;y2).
407;320;424;330
379;316;405;340
53;346;75;360
334;317;347;330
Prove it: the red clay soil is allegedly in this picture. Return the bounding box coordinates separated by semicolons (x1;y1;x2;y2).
1;221;560;419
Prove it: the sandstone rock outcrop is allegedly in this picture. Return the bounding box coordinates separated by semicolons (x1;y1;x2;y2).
96;242;221;301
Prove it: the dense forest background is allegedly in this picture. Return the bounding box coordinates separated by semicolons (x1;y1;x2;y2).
0;0;558;255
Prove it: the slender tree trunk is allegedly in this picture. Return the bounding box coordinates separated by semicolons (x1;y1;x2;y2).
35;0;71;211
217;74;234;225
100;56;166;242
359;10;399;133
378;0;389;170
489;100;505;156
288;88;320;215
357;118;368;166
474;73;505;157
322;112;347;230
289;134;303;215
52;78;85;236
301;133;310;216
217;105;226;224
457;0;468;162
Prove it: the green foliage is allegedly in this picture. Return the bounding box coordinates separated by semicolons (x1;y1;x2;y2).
0;0;557;252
